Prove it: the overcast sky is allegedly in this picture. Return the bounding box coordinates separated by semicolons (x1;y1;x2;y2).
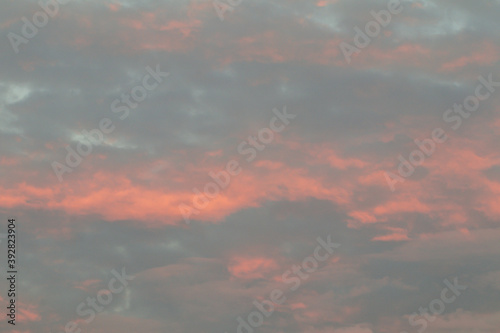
1;0;500;332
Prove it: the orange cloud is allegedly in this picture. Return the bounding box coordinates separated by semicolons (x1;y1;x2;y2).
228;257;279;279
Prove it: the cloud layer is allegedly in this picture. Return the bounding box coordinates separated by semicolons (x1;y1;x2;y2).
0;0;499;332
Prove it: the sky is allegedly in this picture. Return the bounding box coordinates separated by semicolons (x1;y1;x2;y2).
0;0;500;332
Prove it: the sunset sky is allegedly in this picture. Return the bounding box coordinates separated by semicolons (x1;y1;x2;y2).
1;0;500;332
